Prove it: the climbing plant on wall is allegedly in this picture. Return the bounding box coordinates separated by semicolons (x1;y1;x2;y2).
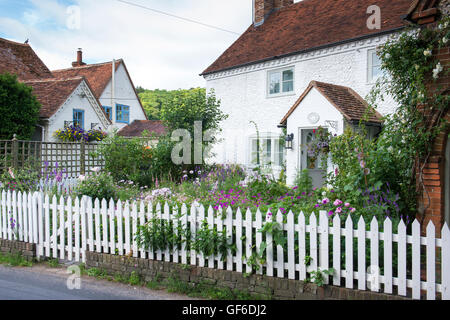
367;16;449;220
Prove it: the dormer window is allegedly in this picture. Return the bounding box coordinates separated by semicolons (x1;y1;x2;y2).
268;67;294;96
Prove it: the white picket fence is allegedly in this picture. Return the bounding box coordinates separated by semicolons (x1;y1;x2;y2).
37;178;78;194
0;190;448;300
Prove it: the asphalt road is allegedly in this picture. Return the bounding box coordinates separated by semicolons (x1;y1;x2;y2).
0;264;193;300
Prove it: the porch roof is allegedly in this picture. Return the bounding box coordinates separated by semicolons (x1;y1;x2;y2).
280;81;383;126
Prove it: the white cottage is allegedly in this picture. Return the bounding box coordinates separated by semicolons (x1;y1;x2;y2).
0;37;111;141
52;50;148;134
201;0;413;185
0;38;149;141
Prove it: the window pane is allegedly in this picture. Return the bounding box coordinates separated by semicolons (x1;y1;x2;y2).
372;66;381;79
277;140;285;166
269;72;281;94
372;52;381;67
282;69;293;81
282;80;294;93
265;139;272;161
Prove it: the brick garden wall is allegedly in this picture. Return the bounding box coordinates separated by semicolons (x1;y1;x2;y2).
418;44;450;236
0;239;36;261
85;251;409;301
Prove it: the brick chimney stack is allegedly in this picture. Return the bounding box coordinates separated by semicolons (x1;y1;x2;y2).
254;0;293;26
72;48;86;67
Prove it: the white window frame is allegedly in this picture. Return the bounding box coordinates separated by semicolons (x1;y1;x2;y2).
248;133;286;169
367;48;383;83
267;67;295;97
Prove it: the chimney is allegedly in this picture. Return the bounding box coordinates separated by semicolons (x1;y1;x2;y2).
253;0;293;26
72;48;86;67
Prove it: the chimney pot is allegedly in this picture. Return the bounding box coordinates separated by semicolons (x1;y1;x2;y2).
72;48;86;67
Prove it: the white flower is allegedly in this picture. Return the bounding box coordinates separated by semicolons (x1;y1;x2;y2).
387;146;394;153
424;49;432;57
433;62;443;79
443;37;448;44
91;167;101;173
189;170;194;174
79;175;86;182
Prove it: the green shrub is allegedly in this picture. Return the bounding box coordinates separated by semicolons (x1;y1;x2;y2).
0;73;41;140
75;171;117;201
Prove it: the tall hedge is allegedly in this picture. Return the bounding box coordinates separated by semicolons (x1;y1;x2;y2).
0;73;41;140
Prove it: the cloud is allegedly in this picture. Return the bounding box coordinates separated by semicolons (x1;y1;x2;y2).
0;0;252;90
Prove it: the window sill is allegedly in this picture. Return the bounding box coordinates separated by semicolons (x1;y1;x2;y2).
266;91;296;99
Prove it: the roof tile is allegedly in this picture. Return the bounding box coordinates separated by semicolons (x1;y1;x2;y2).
23;78;84;118
280;80;383;124
0;37;53;80
118;120;167;137
202;0;412;75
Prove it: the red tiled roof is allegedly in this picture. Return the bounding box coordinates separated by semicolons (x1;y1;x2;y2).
202;0;413;75
23;77;84;118
280;81;383;125
118;120;167;137
52;61;122;99
0;37;53;80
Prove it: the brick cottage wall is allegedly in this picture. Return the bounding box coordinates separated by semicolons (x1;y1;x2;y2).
85;251;410;300
418;44;450;237
0;239;36;261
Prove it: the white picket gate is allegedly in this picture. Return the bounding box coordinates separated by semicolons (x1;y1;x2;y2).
0;190;449;300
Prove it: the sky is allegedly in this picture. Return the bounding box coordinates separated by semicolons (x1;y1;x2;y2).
0;0;253;90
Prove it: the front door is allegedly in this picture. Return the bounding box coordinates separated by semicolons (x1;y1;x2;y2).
300;128;327;189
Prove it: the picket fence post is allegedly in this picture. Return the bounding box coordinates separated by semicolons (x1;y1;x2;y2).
442;224;450;300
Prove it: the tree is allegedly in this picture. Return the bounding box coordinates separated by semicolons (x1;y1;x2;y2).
161;88;227;140
0;73;41;140
160;88;228;165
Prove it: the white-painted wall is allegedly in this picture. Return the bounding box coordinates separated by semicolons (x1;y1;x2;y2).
47;81;109;142
99;63;146;131
204;34;398;176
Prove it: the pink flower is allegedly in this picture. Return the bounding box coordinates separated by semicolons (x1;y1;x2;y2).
8;168;15;179
350;208;356;213
333;199;343;206
345;203;351;207
322;198;330;204
336;207;342;214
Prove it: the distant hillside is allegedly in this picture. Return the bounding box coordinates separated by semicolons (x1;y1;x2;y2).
137;87;205;120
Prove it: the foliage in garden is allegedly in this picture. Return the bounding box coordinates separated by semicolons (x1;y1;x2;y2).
0;73;41;140
367;16;449;219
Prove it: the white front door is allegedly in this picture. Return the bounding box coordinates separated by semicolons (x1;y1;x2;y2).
299;128;327;189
